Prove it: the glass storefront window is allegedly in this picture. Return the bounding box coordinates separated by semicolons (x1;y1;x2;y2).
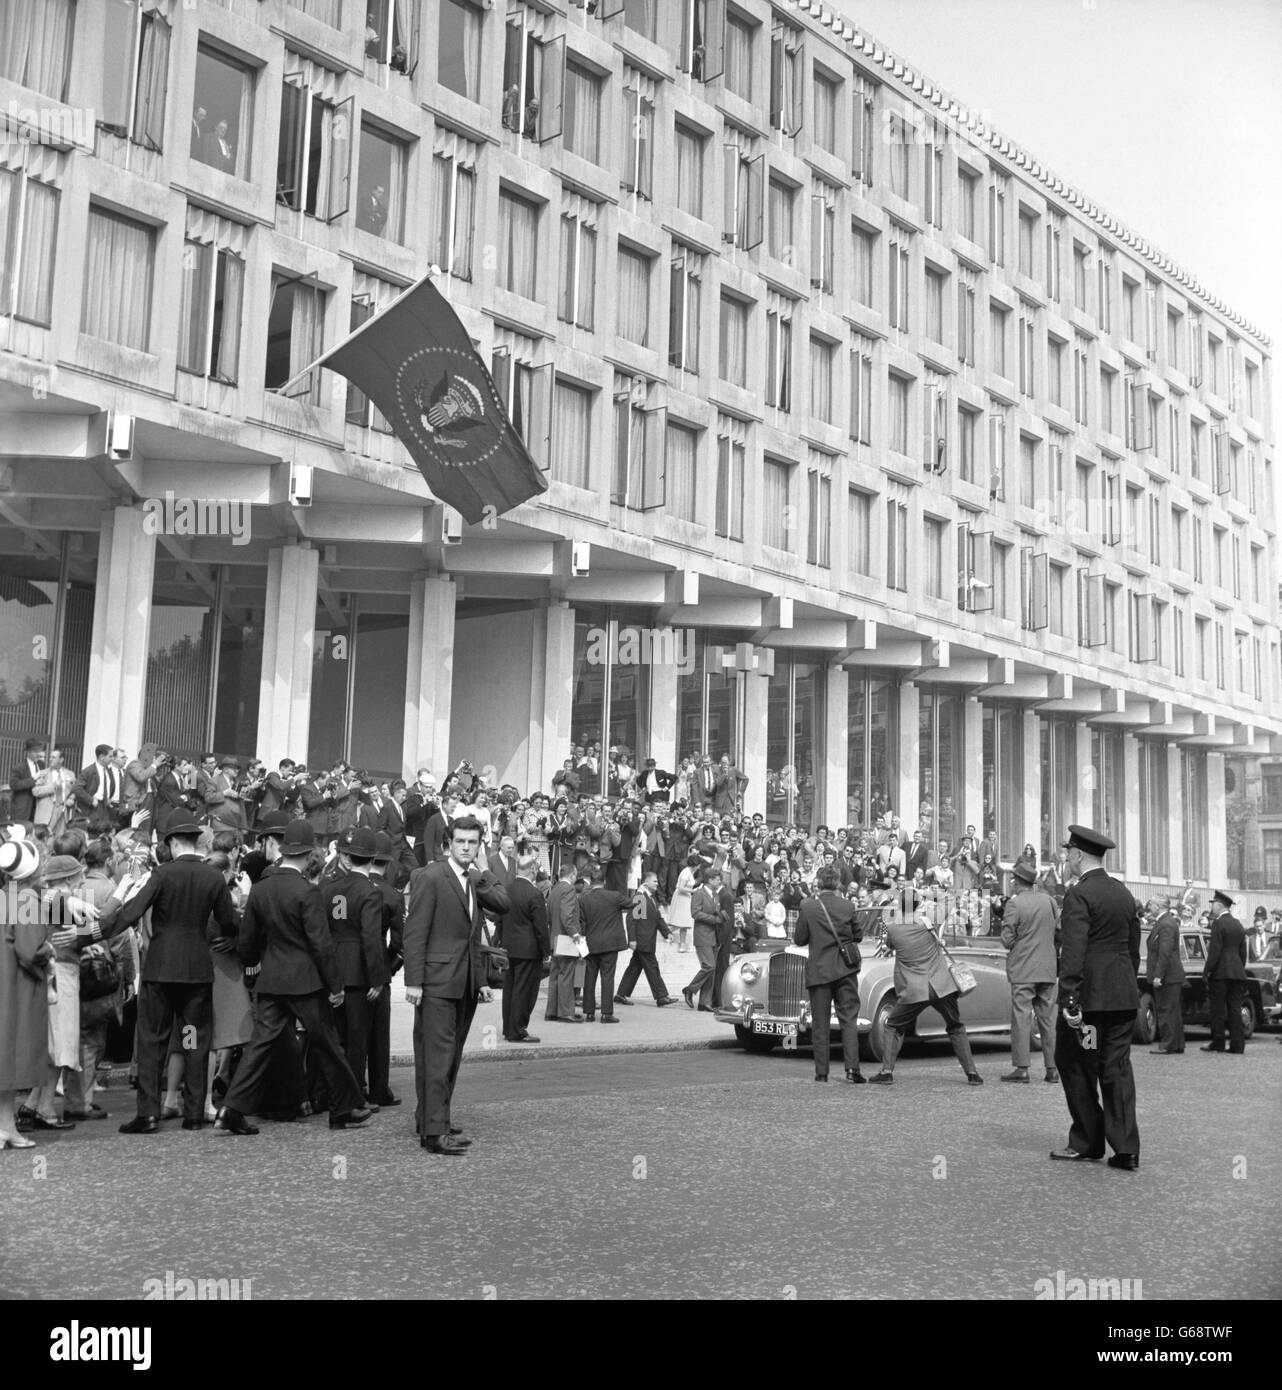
1182;748;1207;881
570;606;652;792
143;600;216;759
1039;716;1076;860
918;688;965;846
1137;740;1169;878
1091;727;1126;866
847;675;898;828
983;702;1024;861
765;657;824;833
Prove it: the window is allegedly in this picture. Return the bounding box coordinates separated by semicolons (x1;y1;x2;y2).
178;238;243;385
1207;335;1222;394
987;406;1007;499
1047;336;1065;408
668;248;702;371
1019;435;1038;509
1100;365;1116;435
763;458;793;549
989;302;1007;377
1018;309;1034;396
852;225;875;306
716;422;746;540
1168;398;1181;471
497;189;539;299
1071;242;1089;312
680;0;725;82
924;122;943;229
767;176;795;263
1018;208;1036;278
277;67;352;220
493;344;553;471
1097;254;1112;332
1047;433;1066;522
346;280;396;432
1188;312;1204;386
617;245;651;346
290;0;341;23
1;0;75;101
503;10;565;143
724;10;754;100
366;0;417;73
765;305;792;409
1214;619;1226;690
675;124;705;218
886;498;908;591
1073;336;1089;425
623;0;656;40
1149;494;1162;565
1190;417;1204;481
621;79;654;197
1144;278;1159;360
553;379;592;489
1078;570;1106;647
813;70;837;154
888;373;911;456
82;206;154;351
558;208;597;330
1048;561;1068;636
1195;615;1208;680
100;1;171;152
0;168;58;326
1167;307;1182;372
770;20;803;136
1021;545;1047;630
957;275;976;365
1172;506;1187;571
958;167;978;241
925;268;944;345
1045;215;1062;301
722;137;764;249
887;111;910;199
192;43;253;179
957;404;978;484
612;376;664;510
850;336;873;445
1128;591;1157;663
807;465;831;566
1192;509;1205;583
1183;750;1208;880
1173;605;1185;676
264;271;325;405
666;421;699;522
987;173;1006;266
888;231;910;331
924;516;945;598
992;541;1011;619
355;124;406;241
848;489;872;577
718;293;748;386
851;75;874;185
431;146;476;280
1100;463;1120;545
958;519;992;612
923;373;947;475
809;336;834;424
564;60;601;162
1245;359;1260;416
1123;278;1139;343
810;185;835;291
1137;741;1168;877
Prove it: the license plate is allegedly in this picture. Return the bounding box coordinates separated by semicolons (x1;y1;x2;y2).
752;1020;797;1037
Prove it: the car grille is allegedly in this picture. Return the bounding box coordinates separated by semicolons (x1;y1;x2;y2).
768;953;806;1017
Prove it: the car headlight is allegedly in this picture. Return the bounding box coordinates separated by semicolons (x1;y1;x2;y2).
738;961;761;984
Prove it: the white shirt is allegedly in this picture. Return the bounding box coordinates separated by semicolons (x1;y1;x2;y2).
450;859;474;916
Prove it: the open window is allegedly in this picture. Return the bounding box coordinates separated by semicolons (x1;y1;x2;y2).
100;0;171;152
365;0;419;75
1077;570;1107;647
265;271;326;405
958;525;994;612
622;84;653;196
178;241;244;385
492;348;553;472
852;79;874;186
769;20;803;136
1021;548;1048;631
1126;374;1153;452
681;0;724;81
1129;591;1157;663
277;72;352;221
503;12;564;143
611;383;665;509
1212;428;1232;495
924;382;948;475
810;191;835;292
668;250;702;372
1099;468;1121;546
987;412;1005;500
722;145;763;249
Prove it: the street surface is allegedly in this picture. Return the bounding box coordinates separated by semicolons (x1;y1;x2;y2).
3;1028;1278;1300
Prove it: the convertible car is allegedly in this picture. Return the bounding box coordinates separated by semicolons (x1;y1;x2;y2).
714;915;1017;1062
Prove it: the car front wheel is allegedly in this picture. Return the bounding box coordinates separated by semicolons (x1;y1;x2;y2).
1133;992;1156;1044
861;995;896;1063
735;1024;780;1054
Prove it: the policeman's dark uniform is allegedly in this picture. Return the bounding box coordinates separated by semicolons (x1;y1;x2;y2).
1052;824;1141;1165
366;832;406;1105
1203;890;1249;1054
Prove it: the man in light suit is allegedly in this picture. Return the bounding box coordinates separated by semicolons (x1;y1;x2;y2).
403;815;510;1154
1202;889;1248;1054
999;861;1060;1084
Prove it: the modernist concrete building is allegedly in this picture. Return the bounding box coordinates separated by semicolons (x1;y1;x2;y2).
0;0;1278;899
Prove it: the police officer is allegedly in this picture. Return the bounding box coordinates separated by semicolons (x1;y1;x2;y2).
366;831;405;1106
1050;824;1142;1171
1201;889;1248;1054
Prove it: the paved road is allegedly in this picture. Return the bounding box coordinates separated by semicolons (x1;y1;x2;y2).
3;1037;1279;1300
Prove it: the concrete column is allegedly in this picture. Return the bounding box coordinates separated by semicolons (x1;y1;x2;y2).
537;600;575;794
1165;742;1183;885
823;665;849;827
1206;752;1228;887
1022;708;1041;857
648;647;680;774
741;672;768;818
1122;733;1140;880
256;543;318;769
896;680;919;824
403;573;456;781
84;506;156;756
962;696;983;844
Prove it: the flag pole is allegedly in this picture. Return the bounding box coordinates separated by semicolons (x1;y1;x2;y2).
270;264;444;399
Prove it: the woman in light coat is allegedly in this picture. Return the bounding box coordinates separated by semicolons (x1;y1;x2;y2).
667;854;699;952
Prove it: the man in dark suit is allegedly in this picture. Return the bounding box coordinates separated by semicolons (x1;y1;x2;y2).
545;862;583;1023
604;805;640;894
403;814;509;1154
8;738;45;821
73;743;123;825
495;852;550;1042
713;755;747;815
903;829;930;883
550;759;581;799
614;871;677;1007
324;827;389;1103
150;752;192;833
215;820;372;1135
1050;824;1142;1170
1146;895;1185;1055
403;769;438;867
379;781;418;886
1202;889;1248;1054
637;759;674;804
113;816;237;1132
794;867;864;1083
366;832;406;1106
487;833;519;887
577;868;632;1023
682;868;723;1012
255;759;299;823
420;793;458;865
691;755;718;811
663;810;694;903
710;871;737;1008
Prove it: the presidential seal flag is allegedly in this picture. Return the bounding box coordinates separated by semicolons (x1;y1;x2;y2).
318;275;549;524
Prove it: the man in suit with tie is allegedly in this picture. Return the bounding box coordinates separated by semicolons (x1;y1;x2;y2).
903;829;931;883
1202;889;1248;1054
73;743;124;826
614;871;677;1007
999;861;1060;1083
495;852;550;1042
1146;895;1185;1055
403;815;509;1154
255;758;299;823
544;861;584;1023
8;737;45;822
1050;824;1142;1170
403;769;438;867
488;833;519;887
713;755;747;815
379;780;418;886
112;816;238;1132
638;758;674;804
367;832;406;1106
691;755;718;811
682;868;723;1012
420;792;458;865
577;867;633;1023
215;819;373;1135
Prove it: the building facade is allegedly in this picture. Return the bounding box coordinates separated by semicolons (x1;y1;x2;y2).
0;0;1278;900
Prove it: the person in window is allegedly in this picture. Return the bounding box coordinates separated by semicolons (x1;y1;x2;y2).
191;104;208;160
205;118;236;175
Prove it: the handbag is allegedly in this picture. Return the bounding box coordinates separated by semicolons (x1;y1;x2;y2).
479;920;509;989
816;897;860;972
940;941;978;996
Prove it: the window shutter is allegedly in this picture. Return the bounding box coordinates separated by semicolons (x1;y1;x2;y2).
538;35;565;144
326;95;353;222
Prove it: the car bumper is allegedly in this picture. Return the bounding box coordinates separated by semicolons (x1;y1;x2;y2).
714;1003;871;1035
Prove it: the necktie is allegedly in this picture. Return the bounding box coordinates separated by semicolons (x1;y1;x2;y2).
461;870;474;918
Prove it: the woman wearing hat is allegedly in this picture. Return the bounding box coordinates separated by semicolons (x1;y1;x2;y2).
0;835;51;1147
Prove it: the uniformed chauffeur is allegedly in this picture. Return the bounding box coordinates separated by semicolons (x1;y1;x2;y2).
1050;823;1142;1171
1201;889;1248;1055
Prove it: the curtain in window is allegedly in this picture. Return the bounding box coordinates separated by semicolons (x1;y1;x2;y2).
623;0;655;39
578;224;596;328
767;183;791;260
82;208;152;350
133;14;171;151
676;131;702;217
667;424;696;522
554;382;589;488
719;298;745;386
296;0;342;26
177;240;210;373
777;318;792;410
618;249;649;346
291;284;323;400
499;193;537;298
764;463;789;548
0;174;57;325
452;0;481;99
810;340;830;422
0;0;75;101
211;251;243;384
725;20;751;98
